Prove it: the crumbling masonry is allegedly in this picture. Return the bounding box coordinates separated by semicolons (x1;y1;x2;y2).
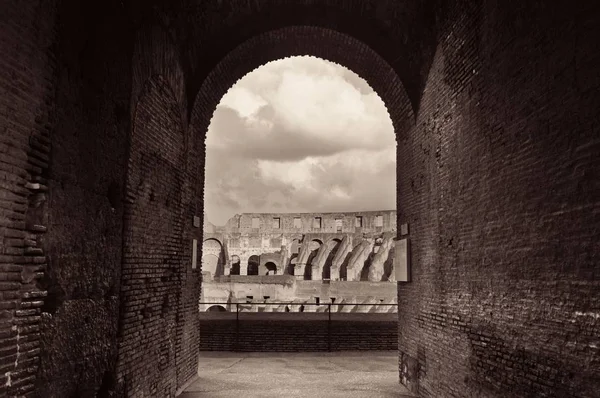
201;211;399;312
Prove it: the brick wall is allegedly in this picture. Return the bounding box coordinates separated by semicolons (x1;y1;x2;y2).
1;2;598;397
199;313;397;352
0;2;57;395
0;0;135;396
37;1;133;396
397;1;600;397
116;74;188;397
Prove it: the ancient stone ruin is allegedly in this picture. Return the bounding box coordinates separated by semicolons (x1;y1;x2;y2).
201;211;398;312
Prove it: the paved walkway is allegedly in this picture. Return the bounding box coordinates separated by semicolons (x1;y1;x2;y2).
180;351;415;398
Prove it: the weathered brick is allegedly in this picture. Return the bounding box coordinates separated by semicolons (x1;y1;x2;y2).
1;1;598;398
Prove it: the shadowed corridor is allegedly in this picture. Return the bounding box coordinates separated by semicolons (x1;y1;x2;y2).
1;1;599;397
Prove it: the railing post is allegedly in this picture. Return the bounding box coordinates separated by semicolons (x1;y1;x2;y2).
235;303;239;352
328;303;331;352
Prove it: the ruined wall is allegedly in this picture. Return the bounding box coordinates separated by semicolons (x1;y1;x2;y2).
204;211;397;279
397;1;600;397
222;211;397;234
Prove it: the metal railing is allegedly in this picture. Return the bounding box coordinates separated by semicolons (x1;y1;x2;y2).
198;301;398;352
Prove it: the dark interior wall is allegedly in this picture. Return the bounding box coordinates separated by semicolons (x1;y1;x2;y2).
397;1;600;397
37;0;133;395
120;21;202;397
1;0;134;396
178;0;435;112
2;1;599;397
0;1;58;396
116;73;187;397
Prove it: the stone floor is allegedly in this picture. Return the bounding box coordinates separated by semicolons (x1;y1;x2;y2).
180;351;415;398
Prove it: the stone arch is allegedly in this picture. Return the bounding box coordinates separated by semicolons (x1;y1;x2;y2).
340;241;363;281
190;25;412;283
186;10;431;119
287;238;302;275
202;238;225;279
304;239;323;280
264;262;277;275
206;305;227;312
230;255;241;275
201;254;219;279
322;238;342;280
247;255;260;276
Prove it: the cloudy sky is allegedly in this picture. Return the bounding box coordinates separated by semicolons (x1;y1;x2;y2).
204;56;396;226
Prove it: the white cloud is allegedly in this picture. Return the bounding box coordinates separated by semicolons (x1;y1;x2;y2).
204;56;396;225
220;86;267;118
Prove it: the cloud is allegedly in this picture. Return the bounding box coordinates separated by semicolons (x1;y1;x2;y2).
204;56;396;225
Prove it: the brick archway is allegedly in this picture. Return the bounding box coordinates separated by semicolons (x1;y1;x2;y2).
5;2;600;398
190;25;415;283
189;26;415;146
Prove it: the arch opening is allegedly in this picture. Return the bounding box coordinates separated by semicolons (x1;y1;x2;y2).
206;305;227;312
304;239;323;281
264;262;278;275
247;255;260;276
322;239;342;280
202;238;226;280
230;255;241;275
197;26;410;319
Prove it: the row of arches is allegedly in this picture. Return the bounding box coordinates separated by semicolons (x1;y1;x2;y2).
201;237;393;281
246;256;278;275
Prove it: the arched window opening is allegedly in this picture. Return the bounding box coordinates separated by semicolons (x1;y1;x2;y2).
264;262;277;275
201;53;399;306
230;255;241;276
304;239;323;280
322;239;342;280
247;255;260;275
206;305;227;312
201;239;225;280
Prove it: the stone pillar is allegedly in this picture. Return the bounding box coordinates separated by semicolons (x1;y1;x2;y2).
311;264;321;281
239;255;249;276
293;263;304;279
279;245;289;275
330;266;340;281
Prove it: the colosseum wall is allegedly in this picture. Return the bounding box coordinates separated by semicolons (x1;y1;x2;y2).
201;211;398;312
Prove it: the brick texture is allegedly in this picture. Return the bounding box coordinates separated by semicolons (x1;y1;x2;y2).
116;74;190;397
199;313;397;352
0;1;57;396
31;1;133;396
397;1;600;397
0;1;599;397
